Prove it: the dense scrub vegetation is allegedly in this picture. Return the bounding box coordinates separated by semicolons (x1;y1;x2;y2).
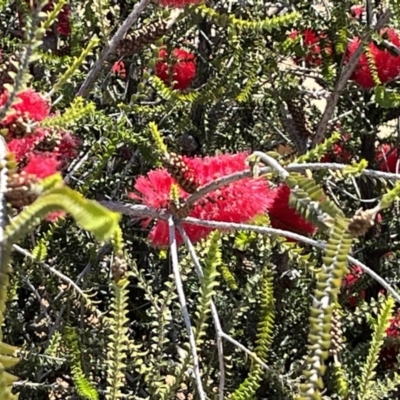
3;0;400;399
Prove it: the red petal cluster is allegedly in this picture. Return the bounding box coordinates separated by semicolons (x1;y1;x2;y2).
267;184;317;238
381;311;400;368
377;144;400;173
22;153;60;179
289;29;332;67
0;88;79;219
320;134;353;164
347;28;400;89
130;152;273;247
111;61;127;79
0;89;50;131
157;0;202;8
341;265;365;307
131;153;320;247
155;48;196;91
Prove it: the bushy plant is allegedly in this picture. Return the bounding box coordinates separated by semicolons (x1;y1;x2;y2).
3;0;400;399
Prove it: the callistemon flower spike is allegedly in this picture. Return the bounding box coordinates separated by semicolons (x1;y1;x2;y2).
163;152;199;194
129;152;273;247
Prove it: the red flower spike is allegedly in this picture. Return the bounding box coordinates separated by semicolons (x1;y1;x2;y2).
155;48;196;90
0;89;50;138
266;184;316;239
342;265;365;307
8;128;47;162
382;311;400;368
377;144;400;173
347;28;400;89
22;153;60;179
289;29;332;67
320;134;353;164
157;0;202;8
129;152;273;247
111;61;127;78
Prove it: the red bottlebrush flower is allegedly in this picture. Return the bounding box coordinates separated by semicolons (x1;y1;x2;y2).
22;153;60;179
289;29;332;67
155;48;196;90
377;144;400;173
111;61;126;78
129;152;273;247
350;5;365;19
8;128;47;162
266;184;316;238
157;0;202;8
342;265;365;307
347;28;400;89
320;134;353;163
382;311;400;368
0;89;50;137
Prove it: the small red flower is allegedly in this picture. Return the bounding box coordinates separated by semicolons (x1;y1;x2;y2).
320;134;353;163
349;5;365;20
22;153;60;179
377;144;399;173
342;265;365;307
0;89;50;129
382;311;400;368
157;0;202;8
8;128;47;162
289;29;332;67
266;184;317;238
111;61;126;78
130;152;273;247
347;28;400;89
155;48;196;90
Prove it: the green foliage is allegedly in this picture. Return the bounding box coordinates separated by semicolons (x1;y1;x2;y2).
357;296;395;399
105;275;130;400
65;326;99;400
300;217;353;399
4;0;400;399
5;185;120;244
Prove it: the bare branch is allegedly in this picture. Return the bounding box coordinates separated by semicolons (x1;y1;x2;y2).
77;0;152;98
311;9;392;147
168;217;206;400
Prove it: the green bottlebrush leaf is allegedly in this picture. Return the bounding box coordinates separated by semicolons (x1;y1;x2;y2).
357;296;395;399
300;216;353;399
105;277;131;400
65;326;99;400
342;159;369;176
5;186;120;244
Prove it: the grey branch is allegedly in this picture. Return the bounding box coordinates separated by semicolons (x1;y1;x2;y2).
311;9;392;147
77;0;152;98
168;217;206;400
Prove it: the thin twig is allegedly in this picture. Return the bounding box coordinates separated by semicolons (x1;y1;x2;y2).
311;9;392;147
12;244;101;317
168;217;206;400
219;331;272;371
77;0;152;98
177;224;225;400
